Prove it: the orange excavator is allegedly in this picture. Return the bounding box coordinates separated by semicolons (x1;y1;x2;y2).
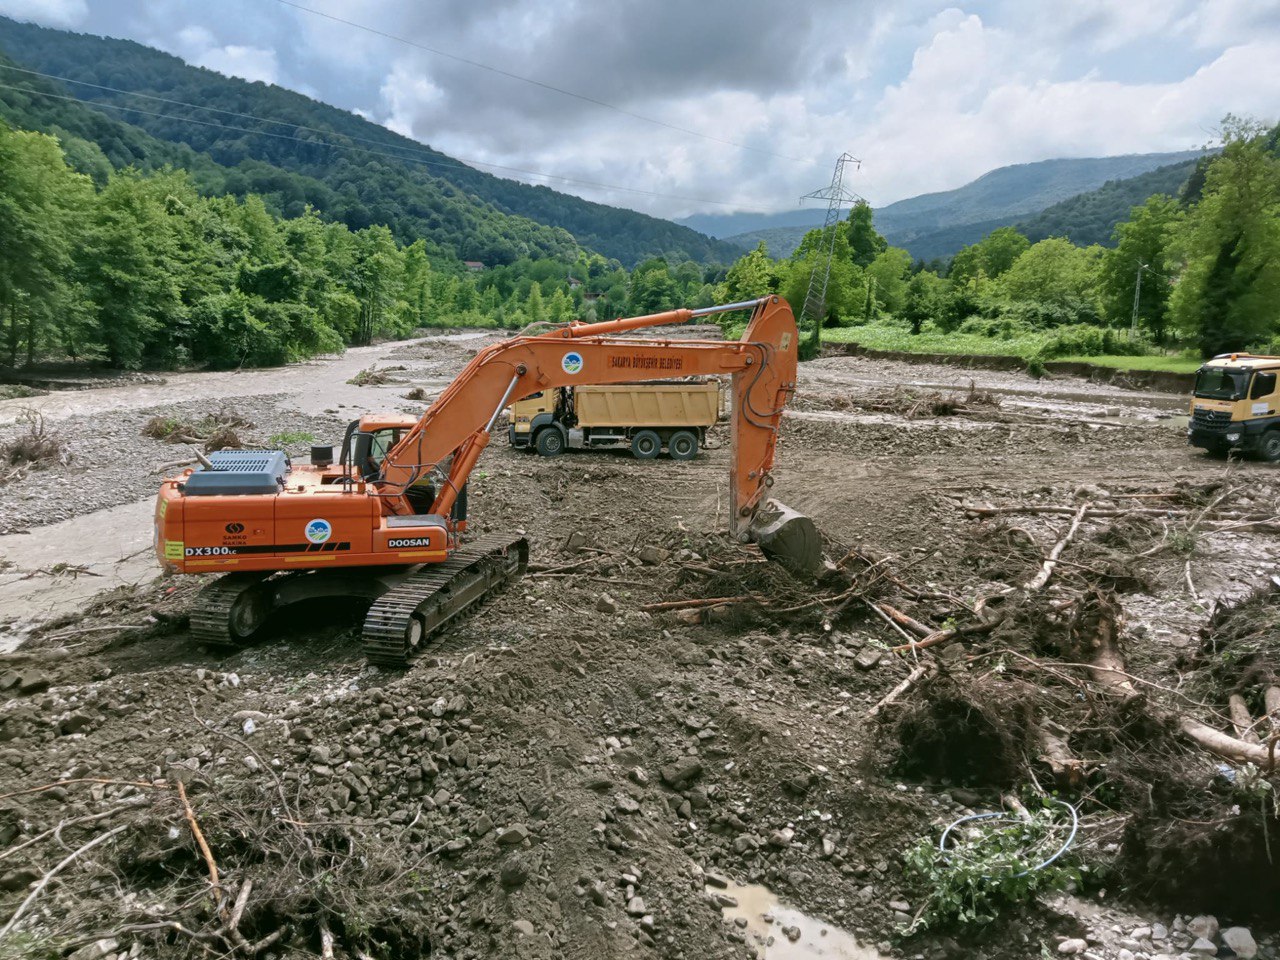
154;296;816;666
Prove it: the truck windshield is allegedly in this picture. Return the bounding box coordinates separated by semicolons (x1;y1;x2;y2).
1194;368;1249;400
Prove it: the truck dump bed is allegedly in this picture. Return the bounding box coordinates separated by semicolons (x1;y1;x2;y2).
574;382;720;428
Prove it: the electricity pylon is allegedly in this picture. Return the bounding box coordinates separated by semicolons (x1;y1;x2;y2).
799;153;861;355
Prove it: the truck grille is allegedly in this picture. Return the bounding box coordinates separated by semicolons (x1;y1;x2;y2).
1191;408;1232;432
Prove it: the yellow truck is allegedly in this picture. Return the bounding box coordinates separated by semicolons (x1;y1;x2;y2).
508;381;721;459
1187;354;1280;460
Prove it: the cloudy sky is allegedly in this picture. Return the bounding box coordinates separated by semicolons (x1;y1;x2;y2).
3;0;1280;219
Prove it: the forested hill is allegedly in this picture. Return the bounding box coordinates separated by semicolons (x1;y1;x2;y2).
0;16;740;268
1016;158;1199;246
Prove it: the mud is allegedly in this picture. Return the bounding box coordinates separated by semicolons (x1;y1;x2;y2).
1;337;1278;960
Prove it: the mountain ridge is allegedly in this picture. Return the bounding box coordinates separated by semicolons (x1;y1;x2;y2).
0;15;742;267
683;150;1206;259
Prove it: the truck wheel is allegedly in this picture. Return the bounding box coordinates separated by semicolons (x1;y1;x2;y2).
535;428;565;457
669;431;698;461
631;430;660;459
1259;429;1280;462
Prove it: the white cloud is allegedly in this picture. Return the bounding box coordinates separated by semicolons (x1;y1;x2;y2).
0;0;87;28
195;45;280;85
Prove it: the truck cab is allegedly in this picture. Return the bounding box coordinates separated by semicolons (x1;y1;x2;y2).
1187;354;1280;460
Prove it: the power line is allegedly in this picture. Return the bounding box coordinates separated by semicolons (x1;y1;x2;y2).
0;72;746;206
273;0;810;164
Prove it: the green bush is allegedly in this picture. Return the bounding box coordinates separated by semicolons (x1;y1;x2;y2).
1036;324;1139;359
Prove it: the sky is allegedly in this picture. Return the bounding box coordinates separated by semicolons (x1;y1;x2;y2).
2;0;1279;220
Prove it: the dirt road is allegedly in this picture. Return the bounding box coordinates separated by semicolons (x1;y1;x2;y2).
1;338;1277;960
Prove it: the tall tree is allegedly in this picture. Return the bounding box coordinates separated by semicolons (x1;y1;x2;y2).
0;124;93;366
1100;195;1180;342
844;201;887;268
1169;117;1280;355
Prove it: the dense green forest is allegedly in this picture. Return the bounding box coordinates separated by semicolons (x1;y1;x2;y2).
1016;159;1198;247
710;117;1280;362
0;16;742;268
0;117;732;370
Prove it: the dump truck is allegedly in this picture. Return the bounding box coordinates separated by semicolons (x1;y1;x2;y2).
1187;353;1280;460
154;297;820;666
508;381;720;458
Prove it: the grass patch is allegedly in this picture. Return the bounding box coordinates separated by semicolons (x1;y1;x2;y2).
821;323;1200;373
1053;354;1201;373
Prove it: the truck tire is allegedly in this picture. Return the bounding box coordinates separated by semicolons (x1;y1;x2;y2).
535;428;565;457
1259;429;1280;462
631;430;660;459
668;431;698;461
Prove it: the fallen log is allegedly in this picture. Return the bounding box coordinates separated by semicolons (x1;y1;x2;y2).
889;618;998;654
867;663;935;719
1025;503;1090;592
1036;721;1086;789
1179;717;1277;769
642;595;750;612
873;602;932;638
1229;694;1260;743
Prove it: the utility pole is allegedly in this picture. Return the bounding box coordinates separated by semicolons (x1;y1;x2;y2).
1129;261;1147;340
799;153;861;355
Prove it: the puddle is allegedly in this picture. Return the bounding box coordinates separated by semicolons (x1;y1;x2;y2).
708;880;884;959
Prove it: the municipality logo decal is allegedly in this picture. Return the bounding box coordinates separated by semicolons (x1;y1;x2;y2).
305;518;332;544
561;351;584;375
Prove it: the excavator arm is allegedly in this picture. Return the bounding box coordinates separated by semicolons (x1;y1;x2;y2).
380;297;798;540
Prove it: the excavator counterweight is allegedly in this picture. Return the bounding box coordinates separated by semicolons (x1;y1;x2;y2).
154;296;817;664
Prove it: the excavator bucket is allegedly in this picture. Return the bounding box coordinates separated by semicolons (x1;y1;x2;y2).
748;499;825;579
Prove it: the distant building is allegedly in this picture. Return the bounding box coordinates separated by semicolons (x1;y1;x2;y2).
582;291;604;302
567;277;583;289
463;261;485;272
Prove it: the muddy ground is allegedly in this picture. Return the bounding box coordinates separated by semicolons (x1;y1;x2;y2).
1;335;1278;960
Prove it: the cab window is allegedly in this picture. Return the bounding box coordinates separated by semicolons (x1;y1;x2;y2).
1250;372;1277;400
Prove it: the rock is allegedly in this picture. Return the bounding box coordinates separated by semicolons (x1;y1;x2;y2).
659;758;703;790
596;593;619;615
1187;917;1218;942
9;670;49;695
1151;923;1167;941
1116;951;1135;960
626;896;646;916
713;893;738;908
497;823;530;846
1222;927;1257;959
854;648;882;671
1188;937;1217;955
889;899;911;912
58;712;94;736
638;546;671;565
1131;927;1152;942
565;531;589;553
704;871;730;890
782;925;802;943
1057;940;1088;955
628;766;650;786
0;868;39;892
471;814;494;837
500;855;530;889
68;939;119;960
616;795;640;815
512;920;535;936
242;756;260;773
767;828;794;849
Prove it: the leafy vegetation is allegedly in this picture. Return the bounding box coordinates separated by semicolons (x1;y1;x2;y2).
902;801;1080;931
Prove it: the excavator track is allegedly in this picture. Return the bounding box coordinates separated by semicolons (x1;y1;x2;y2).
189;572;275;651
361;534;528;668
